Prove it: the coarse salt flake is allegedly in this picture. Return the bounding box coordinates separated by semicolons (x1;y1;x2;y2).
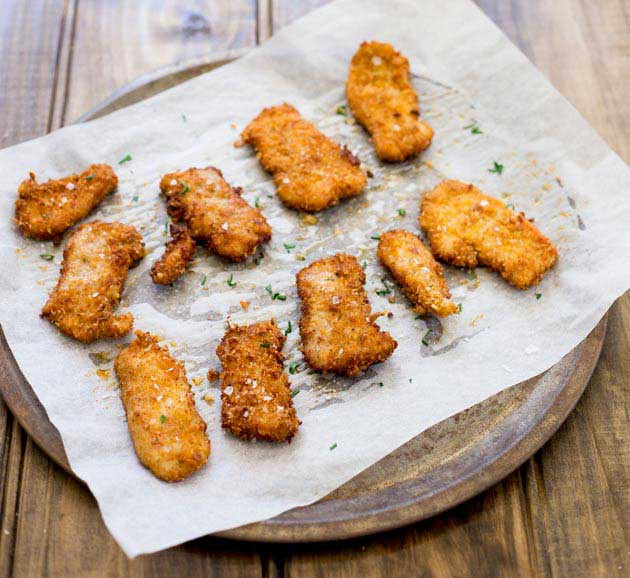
224;386;233;395
65;182;75;190
221;222;229;231
371;56;382;66
169;179;177;186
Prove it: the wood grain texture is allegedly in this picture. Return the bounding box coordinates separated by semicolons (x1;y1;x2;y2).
0;0;629;576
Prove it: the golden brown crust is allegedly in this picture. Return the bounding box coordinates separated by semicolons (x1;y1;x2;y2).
41;221;145;343
377;229;458;317
216;320;299;442
347;41;434;162
241;103;367;212
114;331;210;482
419;180;558;289
160;167;271;261
150;225;196;285
296;253;397;377
15;164;118;241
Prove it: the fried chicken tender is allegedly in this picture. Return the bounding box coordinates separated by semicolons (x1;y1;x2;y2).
150;225;195;285
216;320;299;442
378;229;458;317
347;41;434;162
240;103;367;212
15;164;117;241
297;254;397;377
160;167;271;261
114;331;210;482
41;221;145;343
419;180;558;289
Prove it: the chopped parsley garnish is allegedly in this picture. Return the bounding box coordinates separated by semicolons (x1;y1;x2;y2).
376;382;384;387
336;104;348;116
261;341;270;348
227;274;236;287
181;113;187;122
397;208;406;217
253;254;263;266
362;260;367;269
284;320;292;335
375;276;392;296
85;175;94;181
265;285;286;301
329;442;338;451
288;361;300;375
131;195;139;202
179;181;190;195
370;234;380;240
160;415;167;423
506;203;515;210
283;243;296;253
201;274;207;286
488;161;504;175
457;303;463;313
254;196;261;208
164;221;169;234
118;154;132;165
535;293;542;300
290;389;300;398
39;253;54;261
422;330;431;346
464;122;482;134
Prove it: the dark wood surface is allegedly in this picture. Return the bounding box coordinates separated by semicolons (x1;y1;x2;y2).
0;1;628;576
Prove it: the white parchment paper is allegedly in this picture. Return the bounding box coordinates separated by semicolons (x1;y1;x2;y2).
1;0;629;557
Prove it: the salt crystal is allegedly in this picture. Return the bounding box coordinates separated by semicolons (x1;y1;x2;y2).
371;56;382;66
65;182;75;190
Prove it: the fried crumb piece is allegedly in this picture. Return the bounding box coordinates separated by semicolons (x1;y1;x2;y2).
207;369;221;382
240;300;250;310
150;225;195;285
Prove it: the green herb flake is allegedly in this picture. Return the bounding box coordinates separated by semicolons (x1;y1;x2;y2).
265;284;286;301
290;389;300;398
377;382;384;387
253;254;263;266
329;442;338;451
85;175;94;181
457;303;463;313
254;196;261;209
283;243;296;253
535;292;542;300
370;234;381;240
336;104;348;116
179;181;190;195
288;361;300;375
397;208;406;217
362;261;367;270
131;195;139;203
284;320;292;336
181;113;187;122
488;161;504;175
375;276;392;296
39;253;54;261
118;154;132;165
261;341;271;348
422;330;431;346
164;221;169;234
160;414;167;423
506;203;515;210
227;274;236;288
201;274;207;286
464;122;482;134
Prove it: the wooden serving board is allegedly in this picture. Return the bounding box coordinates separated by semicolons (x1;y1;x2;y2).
0;53;608;543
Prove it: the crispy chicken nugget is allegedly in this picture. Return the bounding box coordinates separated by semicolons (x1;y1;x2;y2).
160;167;271;261
297;254;397;377
150;225;195;285
114;331;210;482
378;230;458;317
41;221;145;343
240;103;367;212
347;41;434;162
15;164;117;241
419;180;558;289
216;320;299;442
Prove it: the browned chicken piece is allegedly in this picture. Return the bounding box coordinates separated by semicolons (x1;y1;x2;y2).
419;180;558;289
296;253;397;377
347;41;434;162
240;103;367;212
114;331;210;482
15;164;118;241
378;229;458;317
41;221;145;343
216;320;299;442
150;225;196;285
160;167;271;261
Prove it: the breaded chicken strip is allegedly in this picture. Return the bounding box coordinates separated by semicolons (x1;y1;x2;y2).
15;164;117;241
347;41;434;162
216;320;299;442
378;230;458;317
41;221;145;343
240;103;367;212
419;180;558;289
297;254;397;377
150;225;195;285
115;331;210;482
160;167;271;261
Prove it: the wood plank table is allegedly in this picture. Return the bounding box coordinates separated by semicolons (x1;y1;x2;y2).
0;1;628;576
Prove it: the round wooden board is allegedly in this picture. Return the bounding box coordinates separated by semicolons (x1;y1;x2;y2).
0;53;608;543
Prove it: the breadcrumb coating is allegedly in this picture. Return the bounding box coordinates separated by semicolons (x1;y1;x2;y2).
216;320;299;442
160;167;271;261
419;180;558;289
114;331;210;482
15;164;117;241
347;41;433;162
150;225;195;285
297;253;397;377
378;229;458;317
241;103;367;212
41;221;145;343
